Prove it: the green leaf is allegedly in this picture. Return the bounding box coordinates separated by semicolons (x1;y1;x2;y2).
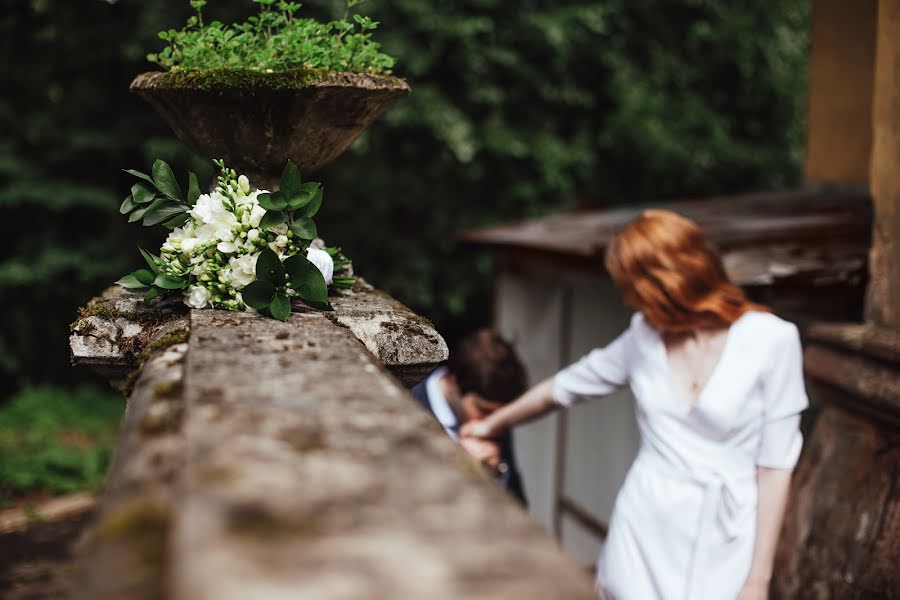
259;209;286;230
128;205;151;223
120;195;136;215
123;169;156;187
241;280;276;310
296;187;323;218
162;213;191;229
280;161;302;195
134;269;156;286
152;159;183;200
287;182;320;210
290;217;317;240
187;172;201;205
143;202;188;227
131;182;156;204
257;191;288;211
255;247;285;286
304;299;334;312
139;248;161;274
283;254;328;305
153;273;187;289
144;287;160;301
116;274;146;289
269;293;291;321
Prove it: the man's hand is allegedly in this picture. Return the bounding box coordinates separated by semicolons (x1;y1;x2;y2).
459;437;501;470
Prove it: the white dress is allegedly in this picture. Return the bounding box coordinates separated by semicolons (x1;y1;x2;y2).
553;311;808;600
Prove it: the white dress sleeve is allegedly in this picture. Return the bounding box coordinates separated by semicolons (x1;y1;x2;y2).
552;317;636;407
756;322;809;469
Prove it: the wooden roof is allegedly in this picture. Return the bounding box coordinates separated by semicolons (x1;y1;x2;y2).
458;189;872;287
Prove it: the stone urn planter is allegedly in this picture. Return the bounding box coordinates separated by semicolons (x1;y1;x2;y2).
130;70;410;186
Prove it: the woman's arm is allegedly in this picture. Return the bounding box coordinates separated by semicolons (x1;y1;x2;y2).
460;376;558;439
737;466;793;600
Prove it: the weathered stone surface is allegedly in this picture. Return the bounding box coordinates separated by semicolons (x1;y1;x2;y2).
130;71;410;185
73;339;188;600
170;310;593;599
773;391;900;600
68;286;189;385
330;282;448;386
71;291;590;598
70;285;447;389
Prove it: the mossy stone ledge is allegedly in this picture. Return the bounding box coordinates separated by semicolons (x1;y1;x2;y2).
130;69;410;187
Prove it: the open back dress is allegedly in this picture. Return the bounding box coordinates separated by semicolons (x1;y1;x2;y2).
553;311;807;600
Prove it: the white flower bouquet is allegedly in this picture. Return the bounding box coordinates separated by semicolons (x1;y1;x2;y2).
116;159;354;320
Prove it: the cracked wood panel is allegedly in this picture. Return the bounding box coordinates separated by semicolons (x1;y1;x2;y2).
772;392;900;599
168;310;593;599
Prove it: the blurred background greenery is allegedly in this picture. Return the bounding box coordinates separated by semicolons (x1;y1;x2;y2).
0;0;808;499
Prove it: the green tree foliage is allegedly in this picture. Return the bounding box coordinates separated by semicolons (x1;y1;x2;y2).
311;0;809;339
1;0;808;398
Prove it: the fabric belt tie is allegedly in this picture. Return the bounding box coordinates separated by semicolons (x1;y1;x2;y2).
636;450;754;600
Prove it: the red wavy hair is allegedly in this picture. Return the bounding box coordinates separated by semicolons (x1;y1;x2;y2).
604;209;767;333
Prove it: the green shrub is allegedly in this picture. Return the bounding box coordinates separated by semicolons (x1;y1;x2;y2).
0;386;124;504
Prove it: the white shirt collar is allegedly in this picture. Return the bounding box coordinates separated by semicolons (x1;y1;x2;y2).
425;366;459;440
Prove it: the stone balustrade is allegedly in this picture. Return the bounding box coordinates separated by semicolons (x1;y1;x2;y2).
69;285;595;599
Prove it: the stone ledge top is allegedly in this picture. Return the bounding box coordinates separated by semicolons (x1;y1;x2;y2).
70;284;447;388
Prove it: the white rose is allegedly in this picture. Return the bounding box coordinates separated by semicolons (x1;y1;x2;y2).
184;285;211;309
230;252;260;288
306;247;334;285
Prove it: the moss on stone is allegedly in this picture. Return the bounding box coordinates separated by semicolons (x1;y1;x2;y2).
118;328;189;396
96;498;170;571
141;328;190;362
153;379;183;400
155;67;326;92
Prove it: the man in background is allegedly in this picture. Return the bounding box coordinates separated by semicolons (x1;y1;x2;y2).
411;329;527;505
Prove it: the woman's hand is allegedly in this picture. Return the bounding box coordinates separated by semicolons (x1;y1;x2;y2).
736;579;768;600
460;419;494;439
460;376;559;440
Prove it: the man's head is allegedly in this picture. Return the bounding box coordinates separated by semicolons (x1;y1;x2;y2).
446;329;527;423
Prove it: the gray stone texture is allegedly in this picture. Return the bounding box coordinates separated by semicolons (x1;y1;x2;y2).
130;71;410;186
70;291;594;598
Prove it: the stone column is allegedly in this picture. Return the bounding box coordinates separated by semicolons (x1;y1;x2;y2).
804;0;877;186
867;0;900;328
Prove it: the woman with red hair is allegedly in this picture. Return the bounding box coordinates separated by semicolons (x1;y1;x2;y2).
462;209;807;600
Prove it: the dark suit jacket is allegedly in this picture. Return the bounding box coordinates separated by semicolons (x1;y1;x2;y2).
411;373;527;506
